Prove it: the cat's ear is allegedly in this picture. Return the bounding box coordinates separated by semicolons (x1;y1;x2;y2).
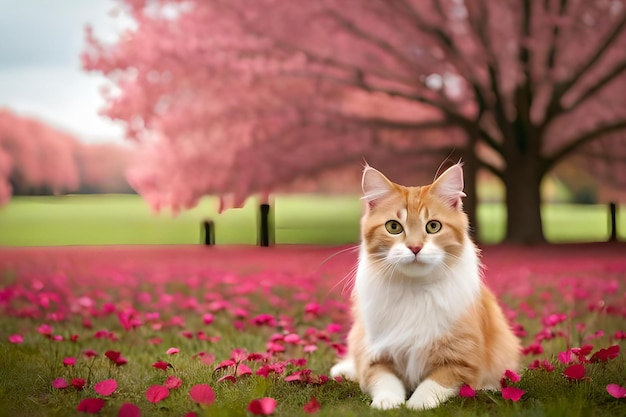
362;165;395;209
431;163;466;210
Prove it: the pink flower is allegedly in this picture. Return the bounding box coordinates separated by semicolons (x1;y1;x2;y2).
527;359;555;372
248;397;277;415
71;378;86;390
189;384;215;405
94;379;117;396
164;376;182;389
63;357;76;367
563;364;586;380
202;313;214;324
284;333;301;344
52;378;69;389
152;361;171;371
117;403;141;417
557;350;572;364
504;369;521;383
501;386;525;402
166;347;180;355
303;396;321;413
8;334;23;344
37;324;52;336
145;385;169;403
590;345;620;363
459;385;476;398
76;398;106;413
606;384;626;399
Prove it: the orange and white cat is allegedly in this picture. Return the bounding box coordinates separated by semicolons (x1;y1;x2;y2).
330;163;520;410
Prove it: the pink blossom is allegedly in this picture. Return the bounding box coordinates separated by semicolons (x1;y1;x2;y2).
590;345;620;363
303;396;321;413
71;378;86;390
164;375;182;389
94;379;117;396
63;357;76;367
501;386;525;402
117;403;141;417
52;378;69;389
152;361;171;371
563;364;586;380
8;334;23;344
145;385;169;403
166;347;180;355
459;385;476;398
248;397;277;415
606;384;626;399
504;369;521;383
189;384;215;405
76;398;106;413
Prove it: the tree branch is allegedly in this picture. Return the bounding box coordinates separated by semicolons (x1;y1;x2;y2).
323;9;418;74
563;59;626;113
547;10;626;119
546;0;568;69
545;119;626;171
477;157;504;180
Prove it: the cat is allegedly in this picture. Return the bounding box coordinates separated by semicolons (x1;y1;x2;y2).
330;163;520;410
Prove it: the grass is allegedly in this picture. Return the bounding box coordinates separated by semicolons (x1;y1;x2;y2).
0;195;624;246
0;245;624;417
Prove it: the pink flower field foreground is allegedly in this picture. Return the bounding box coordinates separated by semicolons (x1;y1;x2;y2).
0;243;625;417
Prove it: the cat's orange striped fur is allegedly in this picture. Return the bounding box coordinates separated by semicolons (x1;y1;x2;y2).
330;163;520;410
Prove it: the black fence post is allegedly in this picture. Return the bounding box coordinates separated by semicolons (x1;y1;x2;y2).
609;202;617;242
202;219;215;245
258;203;274;247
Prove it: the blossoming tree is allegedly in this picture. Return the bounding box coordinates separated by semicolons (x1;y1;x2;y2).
84;0;626;243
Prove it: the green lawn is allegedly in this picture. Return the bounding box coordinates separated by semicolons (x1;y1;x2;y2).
0;195;624;245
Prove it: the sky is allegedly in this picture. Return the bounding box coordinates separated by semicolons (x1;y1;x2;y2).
0;0;130;144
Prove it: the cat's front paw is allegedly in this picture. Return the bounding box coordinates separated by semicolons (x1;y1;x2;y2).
330;359;357;380
406;379;456;410
371;393;404;410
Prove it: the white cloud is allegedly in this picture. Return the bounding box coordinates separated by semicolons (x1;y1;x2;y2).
0;0;131;143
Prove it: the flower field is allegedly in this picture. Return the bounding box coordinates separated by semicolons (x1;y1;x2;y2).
0;243;625;417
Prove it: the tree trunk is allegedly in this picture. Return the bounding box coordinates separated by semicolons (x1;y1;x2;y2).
502;159;545;244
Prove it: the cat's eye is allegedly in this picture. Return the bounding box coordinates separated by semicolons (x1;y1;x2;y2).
426;220;442;234
385;220;404;235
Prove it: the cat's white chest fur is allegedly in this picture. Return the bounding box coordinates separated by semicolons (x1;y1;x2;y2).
355;241;481;389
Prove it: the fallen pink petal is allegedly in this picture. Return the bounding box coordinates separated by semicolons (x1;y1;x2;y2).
94;379;117;396
248;397;277;415
606;384;626;399
117;402;141;417
563;364;586;380
145;385;169;403
303;396;321;413
76;398;106;413
189;384;215;405
51;378;69;389
164;375;182;389
501;387;525;402
459;385;476;398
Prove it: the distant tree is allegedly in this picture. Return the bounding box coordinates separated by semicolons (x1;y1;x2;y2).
78;143;135;194
0;109;80;198
0;109;133;203
84;0;626;243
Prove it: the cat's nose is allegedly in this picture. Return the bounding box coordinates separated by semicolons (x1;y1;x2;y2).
408;245;422;255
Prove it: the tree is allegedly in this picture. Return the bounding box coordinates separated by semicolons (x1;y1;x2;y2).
84;0;626;243
0;109;80;199
0;109;134;203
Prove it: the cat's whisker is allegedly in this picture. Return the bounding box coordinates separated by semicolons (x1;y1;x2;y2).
320;245;359;266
